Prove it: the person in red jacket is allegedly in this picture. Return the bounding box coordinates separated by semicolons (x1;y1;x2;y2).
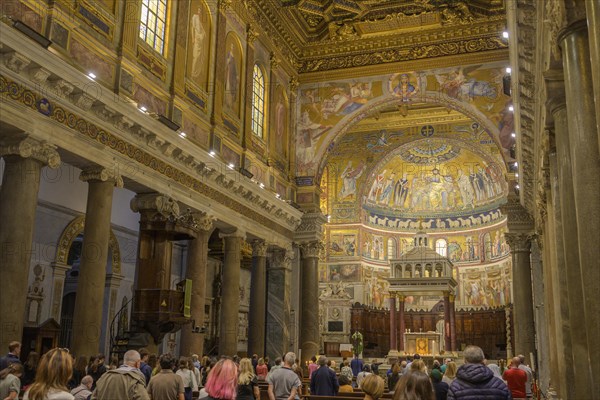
502;357;527;399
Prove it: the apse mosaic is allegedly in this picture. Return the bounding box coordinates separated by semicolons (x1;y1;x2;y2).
296;62;514;177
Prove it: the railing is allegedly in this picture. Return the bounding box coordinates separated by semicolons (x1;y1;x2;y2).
109;296;133;362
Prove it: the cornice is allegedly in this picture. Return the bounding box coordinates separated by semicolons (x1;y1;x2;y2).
0;24;303;238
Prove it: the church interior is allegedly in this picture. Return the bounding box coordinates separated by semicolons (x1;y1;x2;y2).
0;0;598;398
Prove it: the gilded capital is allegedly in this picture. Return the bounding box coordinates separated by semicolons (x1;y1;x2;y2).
247;24;259;44
270;52;281;70
289;76;299;93
79;166;124;187
299;240;324;258
218;0;232;11
0;137;61;168
252;240;268;257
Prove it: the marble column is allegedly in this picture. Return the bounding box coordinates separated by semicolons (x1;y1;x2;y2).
179;213;213;357
248;240;268;357
218;230;245;356
398;295;405;352
546;70;593;397
504;233;535;366
586;0;600;152
389;295;397;355
443;292;451;352
299;240;322;365
266;244;293;360
0;137;60;352
71;167;123;357
560;21;600;391
449;293;456;352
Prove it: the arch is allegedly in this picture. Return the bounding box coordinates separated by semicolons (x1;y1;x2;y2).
55;215;122;274
313;91;507;183
435;239;448;257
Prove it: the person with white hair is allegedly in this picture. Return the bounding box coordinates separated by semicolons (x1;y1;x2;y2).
91;350;149;400
71;375;93;400
267;352;302;400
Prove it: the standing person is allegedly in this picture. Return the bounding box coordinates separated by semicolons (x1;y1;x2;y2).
70;376;92;400
309;356;338;396
237;358;259;400
256;358;268;381
69;356;88;390
388;363;401;392
147;354;184;400
88;354;106;390
356;365;372;389
430;370;449;400
361;375;385;400
502;357;527;400
0;342;21;370
22;351;39;388
203;359;238;400
176;357;198;400
350;357;364;377
139;348;153;386
447;345;510;400
0;363;23;400
307;356;318;379
251;355;258;373
23;348;74;400
340;360;353;383
91;350;148;400
392;372;435;400
517;355;533;399
442;362;457;386
266;352;301;400
440;359;452;374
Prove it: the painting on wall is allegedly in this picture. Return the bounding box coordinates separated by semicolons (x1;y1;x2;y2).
329;231;357;258
458;259;512;307
183;115;209;149
186;0;211;90
271;86;289;159
222;32;243;117
328;264;361;282
221;144;240;167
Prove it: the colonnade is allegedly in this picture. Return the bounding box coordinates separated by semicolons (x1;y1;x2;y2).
0;135;325;360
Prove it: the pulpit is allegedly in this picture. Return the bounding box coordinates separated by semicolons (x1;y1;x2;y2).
403;331;443;356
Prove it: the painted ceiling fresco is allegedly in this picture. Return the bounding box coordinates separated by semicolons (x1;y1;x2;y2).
296;62;514;178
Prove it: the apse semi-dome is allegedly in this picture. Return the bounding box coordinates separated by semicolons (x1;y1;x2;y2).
362;138;507;231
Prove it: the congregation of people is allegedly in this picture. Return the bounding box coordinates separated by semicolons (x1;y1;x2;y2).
0;340;533;400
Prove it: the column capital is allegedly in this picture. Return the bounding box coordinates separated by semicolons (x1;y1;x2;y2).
131;193;179;217
398;294;405;302
299;240;324;259
500;195;534;232
246;24;259;44
295;212;327;243
79;166;124;188
218;0;232;11
0;136;60;168
504;232;535;253
191;211;215;233
252;240;268;257
544;68;566;114
219;229;246;241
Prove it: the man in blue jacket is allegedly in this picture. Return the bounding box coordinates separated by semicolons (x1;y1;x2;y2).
448;345;511;400
310;356;339;396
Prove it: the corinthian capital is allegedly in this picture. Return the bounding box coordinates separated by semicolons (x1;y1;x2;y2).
79;166;124;187
194;212;215;232
504;232;534;253
252;240;268;257
299;240;324;258
0;136;61;168
130;193;180;217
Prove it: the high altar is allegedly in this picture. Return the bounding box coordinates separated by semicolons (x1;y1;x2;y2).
403;331;444;356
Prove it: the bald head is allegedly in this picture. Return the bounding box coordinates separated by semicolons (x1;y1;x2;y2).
81;375;93;387
124;350;141;366
511;357;521;367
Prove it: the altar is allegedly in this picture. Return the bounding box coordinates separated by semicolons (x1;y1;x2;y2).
403;331;443;356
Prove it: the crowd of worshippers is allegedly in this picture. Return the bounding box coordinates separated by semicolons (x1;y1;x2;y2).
0;341;534;400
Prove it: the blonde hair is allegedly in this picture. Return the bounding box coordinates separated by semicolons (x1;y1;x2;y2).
361;374;385;400
444;362;457;379
26;348;72;400
409;359;426;373
238;358;255;385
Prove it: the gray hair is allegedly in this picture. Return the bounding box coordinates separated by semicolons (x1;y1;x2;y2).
124;350;141;365
463;345;485;364
81;375;93;385
318;356;328;366
283;352;296;366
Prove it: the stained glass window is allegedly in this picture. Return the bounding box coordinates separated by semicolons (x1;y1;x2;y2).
251;64;265;138
139;0;168;55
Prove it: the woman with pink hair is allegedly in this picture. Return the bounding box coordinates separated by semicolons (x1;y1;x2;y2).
203;359;239;400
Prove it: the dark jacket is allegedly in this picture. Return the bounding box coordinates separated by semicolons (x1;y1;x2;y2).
447;364;511;400
0;353;20;370
310;366;339;396
433;381;449;400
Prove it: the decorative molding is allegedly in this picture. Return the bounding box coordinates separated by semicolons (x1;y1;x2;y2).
270;52;280;70
3;51;31;73
252;240;268;257
79;166;124;187
247;24;259;44
0;136;61;168
130;193;180;219
500;195;534;233
299;240;324;259
504;232;534;253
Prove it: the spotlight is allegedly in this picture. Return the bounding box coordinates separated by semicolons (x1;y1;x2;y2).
12;20;52;48
502;31;509;39
209;151;216;157
179;132;187;138
88;72;97;80
515;173;519;178
515;184;520;189
139;106;148;113
508;105;514;112
505;67;511;74
275;193;281;199
511;132;516;138
157;114;180;131
259;183;265;188
228;163;235;169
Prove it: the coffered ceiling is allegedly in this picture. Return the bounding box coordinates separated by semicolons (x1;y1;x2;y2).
248;0;508;73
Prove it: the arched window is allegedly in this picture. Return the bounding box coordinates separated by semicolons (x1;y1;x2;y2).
387;238;396;259
435;239;447;257
139;0;168;54
251;64;265;138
